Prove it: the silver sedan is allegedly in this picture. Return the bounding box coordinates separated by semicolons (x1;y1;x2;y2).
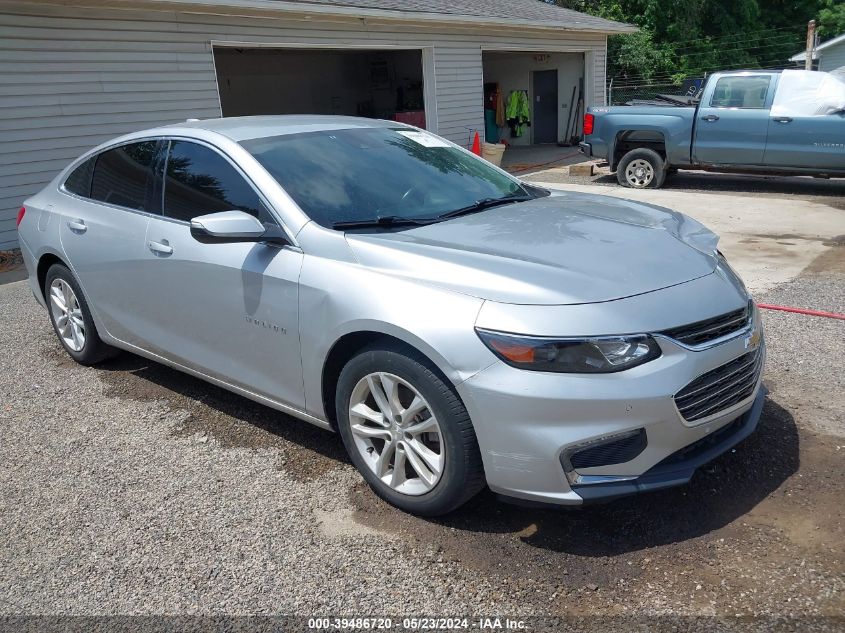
17;116;765;515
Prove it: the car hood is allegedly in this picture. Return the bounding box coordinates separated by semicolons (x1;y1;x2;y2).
344;190;719;305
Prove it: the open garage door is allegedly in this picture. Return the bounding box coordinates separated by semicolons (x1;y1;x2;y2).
482;51;585;146
213;47;428;129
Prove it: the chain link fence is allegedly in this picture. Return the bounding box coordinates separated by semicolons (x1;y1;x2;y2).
607;79;706;106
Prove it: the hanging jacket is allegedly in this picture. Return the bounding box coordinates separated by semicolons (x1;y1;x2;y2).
505;90;531;138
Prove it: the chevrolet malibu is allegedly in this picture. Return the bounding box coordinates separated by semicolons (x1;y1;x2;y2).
17;116;765;516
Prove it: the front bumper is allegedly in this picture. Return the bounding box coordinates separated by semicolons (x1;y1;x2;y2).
573;387;764;503
457;320;766;506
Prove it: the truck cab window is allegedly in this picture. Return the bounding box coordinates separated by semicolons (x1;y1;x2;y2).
710;76;771;109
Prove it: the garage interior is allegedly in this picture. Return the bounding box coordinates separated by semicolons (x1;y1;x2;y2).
213;47;427;128
482;51;585;146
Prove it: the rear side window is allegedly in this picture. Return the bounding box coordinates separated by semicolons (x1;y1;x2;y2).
710;76;771;109
162;140;265;223
90;141;159;212
64;157;95;197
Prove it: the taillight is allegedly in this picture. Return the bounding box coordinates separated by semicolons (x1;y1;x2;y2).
16;207;26;228
583;113;595;136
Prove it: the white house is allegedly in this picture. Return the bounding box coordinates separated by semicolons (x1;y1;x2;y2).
0;0;633;250
791;32;845;76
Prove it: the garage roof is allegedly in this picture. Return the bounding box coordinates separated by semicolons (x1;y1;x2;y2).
292;0;633;32
163;0;635;33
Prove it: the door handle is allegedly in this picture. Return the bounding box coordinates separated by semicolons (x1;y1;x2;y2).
67;219;87;233
701;114;720;122
773;116;793;123
148;240;173;256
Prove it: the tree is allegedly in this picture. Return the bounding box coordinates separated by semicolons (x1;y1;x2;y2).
546;0;826;84
818;0;845;37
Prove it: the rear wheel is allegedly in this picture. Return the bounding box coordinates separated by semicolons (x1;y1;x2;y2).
45;263;117;365
336;343;485;516
617;148;666;189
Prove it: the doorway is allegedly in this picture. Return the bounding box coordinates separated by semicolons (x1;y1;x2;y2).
481;51;584;146
532;70;558;144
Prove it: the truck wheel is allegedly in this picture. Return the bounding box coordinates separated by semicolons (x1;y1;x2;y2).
617;148;666;189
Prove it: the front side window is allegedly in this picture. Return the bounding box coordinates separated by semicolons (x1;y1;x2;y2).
240;127;527;228
162;140;265;223
710;76;772;109
90;141;160;211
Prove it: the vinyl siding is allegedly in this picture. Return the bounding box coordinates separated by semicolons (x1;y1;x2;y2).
0;0;608;250
819;41;845;74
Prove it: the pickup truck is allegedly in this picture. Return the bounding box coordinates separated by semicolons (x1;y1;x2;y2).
580;69;845;188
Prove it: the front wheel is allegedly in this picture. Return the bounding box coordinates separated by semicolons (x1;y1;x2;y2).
336;343;485;516
617;148;666;189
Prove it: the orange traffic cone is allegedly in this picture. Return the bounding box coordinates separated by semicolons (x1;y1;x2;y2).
470;131;481;156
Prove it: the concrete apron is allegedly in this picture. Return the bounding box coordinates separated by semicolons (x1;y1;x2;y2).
535;182;843;295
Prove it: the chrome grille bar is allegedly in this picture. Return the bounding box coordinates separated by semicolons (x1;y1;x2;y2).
675;348;762;422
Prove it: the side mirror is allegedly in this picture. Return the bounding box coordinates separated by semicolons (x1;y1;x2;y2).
189;210;288;245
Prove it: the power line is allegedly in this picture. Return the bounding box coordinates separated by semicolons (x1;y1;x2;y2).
673;35;803;55
610;56;798;84
625;25;801;50
672;40;803;59
610;61;796;87
607;41;803;84
667;27;802;51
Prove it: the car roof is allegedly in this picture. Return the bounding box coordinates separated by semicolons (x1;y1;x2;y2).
716;69;785;75
163;114;405;142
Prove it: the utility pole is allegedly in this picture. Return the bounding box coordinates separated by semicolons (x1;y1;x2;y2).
805;19;816;71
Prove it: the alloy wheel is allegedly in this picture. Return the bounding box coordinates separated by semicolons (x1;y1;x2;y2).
625;158;655;188
49;278;85;352
348;372;444;496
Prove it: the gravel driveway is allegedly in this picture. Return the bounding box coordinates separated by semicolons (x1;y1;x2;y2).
1;247;843;627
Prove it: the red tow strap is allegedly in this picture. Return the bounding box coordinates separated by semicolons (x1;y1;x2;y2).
757;303;845;321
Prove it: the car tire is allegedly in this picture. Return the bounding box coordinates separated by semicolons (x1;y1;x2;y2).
44;263;117;365
335;342;485;516
617;148;666;189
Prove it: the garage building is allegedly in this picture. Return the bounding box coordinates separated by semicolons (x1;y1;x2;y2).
0;0;633;250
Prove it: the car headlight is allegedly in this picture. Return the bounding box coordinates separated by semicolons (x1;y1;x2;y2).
475;328;662;374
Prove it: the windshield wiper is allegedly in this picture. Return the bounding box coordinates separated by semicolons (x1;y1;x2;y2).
437;194;534;221
332;215;434;230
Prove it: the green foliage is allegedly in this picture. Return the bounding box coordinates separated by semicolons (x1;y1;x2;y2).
818;0;845;37
547;0;833;83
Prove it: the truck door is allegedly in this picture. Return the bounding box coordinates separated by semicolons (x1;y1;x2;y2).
693;74;774;166
764;70;845;170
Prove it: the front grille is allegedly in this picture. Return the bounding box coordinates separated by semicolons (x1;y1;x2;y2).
567;429;647;470
674;348;763;422
661;302;751;346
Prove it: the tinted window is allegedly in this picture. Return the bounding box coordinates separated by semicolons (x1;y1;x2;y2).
64;157;95;197
162;140;265;223
241;128;525;228
710;76;771;108
90;141;159;211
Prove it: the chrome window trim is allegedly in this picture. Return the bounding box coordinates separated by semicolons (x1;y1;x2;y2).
57;135;300;249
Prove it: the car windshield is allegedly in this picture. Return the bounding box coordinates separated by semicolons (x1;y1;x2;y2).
240;127;527;228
